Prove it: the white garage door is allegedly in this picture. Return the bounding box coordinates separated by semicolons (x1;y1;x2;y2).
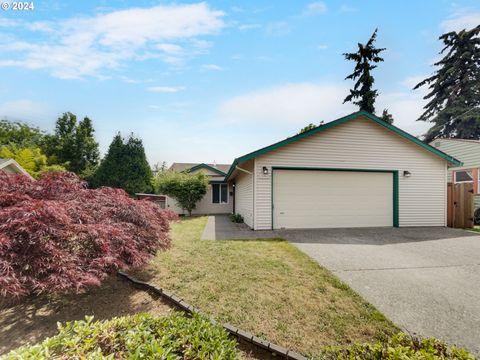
273;169;393;229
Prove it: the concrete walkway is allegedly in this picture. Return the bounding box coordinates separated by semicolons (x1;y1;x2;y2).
201;215;277;240
201;216;480;355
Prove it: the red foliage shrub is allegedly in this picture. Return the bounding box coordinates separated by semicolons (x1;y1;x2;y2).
0;172;177;297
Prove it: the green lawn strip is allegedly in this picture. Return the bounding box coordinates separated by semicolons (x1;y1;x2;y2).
135;217;397;356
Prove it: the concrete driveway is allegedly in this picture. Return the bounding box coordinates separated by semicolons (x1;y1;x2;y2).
285;227;480;355
202;216;480;354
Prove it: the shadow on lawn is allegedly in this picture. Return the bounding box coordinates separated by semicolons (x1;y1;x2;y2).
0;276;172;355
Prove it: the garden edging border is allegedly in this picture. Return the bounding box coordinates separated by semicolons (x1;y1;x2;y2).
117;271;307;360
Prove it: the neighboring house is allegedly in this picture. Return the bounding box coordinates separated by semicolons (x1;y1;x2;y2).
430;138;480;211
225;111;461;230
166;163;233;215
0;158;33;179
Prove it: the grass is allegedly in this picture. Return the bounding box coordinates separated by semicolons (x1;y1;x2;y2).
135;217;397;356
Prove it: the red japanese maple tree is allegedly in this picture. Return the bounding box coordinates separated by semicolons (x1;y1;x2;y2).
0;172;176;297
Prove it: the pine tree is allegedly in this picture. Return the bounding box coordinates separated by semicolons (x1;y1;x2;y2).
91;133;153;194
381;108;394;124
343;29;385;114
414;26;480;141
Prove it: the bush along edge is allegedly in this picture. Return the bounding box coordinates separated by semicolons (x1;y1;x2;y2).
117;270;307;360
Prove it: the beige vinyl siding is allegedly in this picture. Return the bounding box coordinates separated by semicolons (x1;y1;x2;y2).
167;183;233;215
254;116;447;229
232;160;254;227
431;139;480;182
166;168;232;215
432;139;480;168
0;165;18;174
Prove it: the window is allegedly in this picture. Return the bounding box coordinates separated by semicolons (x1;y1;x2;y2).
212;183;228;204
454;170;473;183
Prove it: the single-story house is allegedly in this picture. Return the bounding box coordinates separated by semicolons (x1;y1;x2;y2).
165;162;233;215
225;111;461;230
430;138;480;212
0;158;33;179
165;111;461;229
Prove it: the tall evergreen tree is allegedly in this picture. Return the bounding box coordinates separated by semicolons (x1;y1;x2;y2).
42;112;100;174
414;26;480;141
91;133;153;194
343;29;385;114
381;108;394;124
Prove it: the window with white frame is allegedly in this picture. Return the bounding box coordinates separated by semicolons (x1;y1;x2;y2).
454;170;473;183
212;183;228;204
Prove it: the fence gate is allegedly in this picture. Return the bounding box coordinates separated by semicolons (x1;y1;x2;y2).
448;183;474;228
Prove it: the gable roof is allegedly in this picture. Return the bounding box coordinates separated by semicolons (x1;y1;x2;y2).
0;158;34;179
170;162;229;176
225;111;462;180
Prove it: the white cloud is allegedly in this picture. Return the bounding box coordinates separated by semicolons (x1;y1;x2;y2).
218;81;431;136
303;1;328;16
147;86;185;93
155;43;184;55
265;21;291;36
0;100;49;120
202;64;223;71
120;76;153;84
0;3;225;79
317;44;328;50
401;75;429;89
377;92;430;136
441;12;480;32
219;83;356;124
339;4;357;13
238;23;262;31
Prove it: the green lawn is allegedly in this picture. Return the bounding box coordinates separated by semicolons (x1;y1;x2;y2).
135;217;397;357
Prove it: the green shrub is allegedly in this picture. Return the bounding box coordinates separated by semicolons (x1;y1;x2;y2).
2;312;239;359
314;333;476;360
229;213;244;223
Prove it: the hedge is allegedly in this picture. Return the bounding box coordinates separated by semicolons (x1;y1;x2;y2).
2;312;239;359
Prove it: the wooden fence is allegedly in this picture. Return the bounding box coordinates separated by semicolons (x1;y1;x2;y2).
447;183;474;228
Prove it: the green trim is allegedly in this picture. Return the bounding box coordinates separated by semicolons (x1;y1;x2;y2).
271;167;400;229
188;163;227;176
225;111;462;181
393;171;399;227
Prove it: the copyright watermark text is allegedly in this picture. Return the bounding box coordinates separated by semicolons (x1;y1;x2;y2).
1;2;35;11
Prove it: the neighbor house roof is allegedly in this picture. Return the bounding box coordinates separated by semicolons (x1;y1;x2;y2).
170;162;230;176
0;158;34;179
432;138;480;144
225;111;463;181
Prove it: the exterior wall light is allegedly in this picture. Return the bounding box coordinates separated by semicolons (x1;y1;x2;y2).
263;166;269;175
403;170;411;177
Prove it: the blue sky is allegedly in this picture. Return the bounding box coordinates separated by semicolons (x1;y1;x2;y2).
0;0;479;166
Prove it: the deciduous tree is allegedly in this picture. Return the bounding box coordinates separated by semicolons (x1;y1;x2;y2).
0;145;65;178
154;170;208;216
0;119;45;147
43;112;100;175
0;172;175;297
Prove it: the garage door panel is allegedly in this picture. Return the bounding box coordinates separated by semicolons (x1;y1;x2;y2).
273;170;393;229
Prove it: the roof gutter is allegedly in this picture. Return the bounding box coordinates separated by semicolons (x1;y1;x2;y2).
235;165;253;175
